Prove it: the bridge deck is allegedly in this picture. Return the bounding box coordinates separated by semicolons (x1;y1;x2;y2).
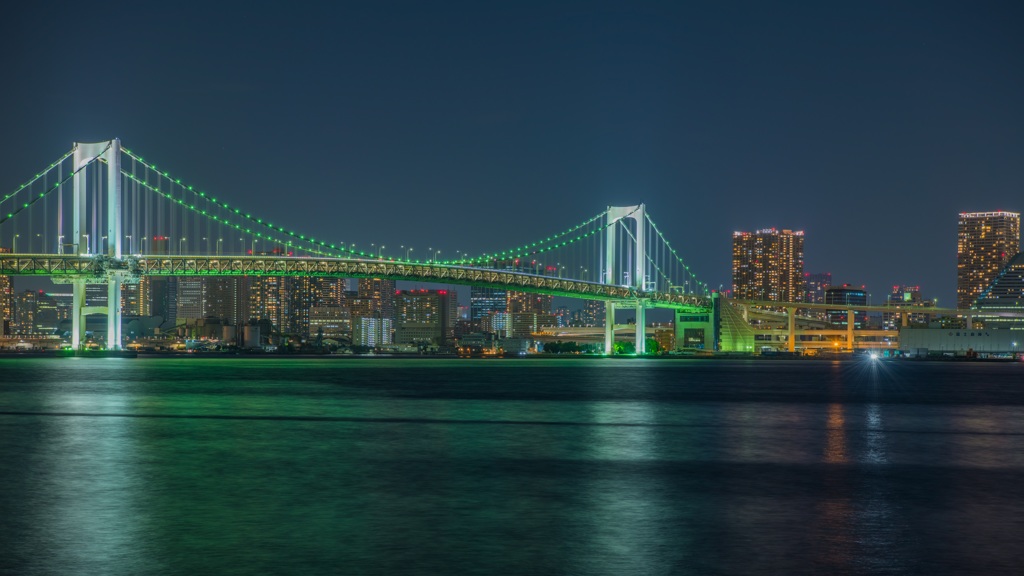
0;254;712;311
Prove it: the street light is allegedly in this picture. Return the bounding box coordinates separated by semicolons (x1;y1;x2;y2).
378;244;385;258
428;247;432;263
82;233;90;254
217;238;223;256
434;249;441;263
13;234;19;253
202;237;208;254
179;237;187;255
101;235;108;254
405;246;413;260
125;235;133;254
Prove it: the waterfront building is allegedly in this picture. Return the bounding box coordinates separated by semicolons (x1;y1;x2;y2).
732;228;805;302
957;211;1020;309
654;327;676;352
974;251;1024;329
353;316;393;348
825;284;867;328
394;289;454;346
309;305;351;339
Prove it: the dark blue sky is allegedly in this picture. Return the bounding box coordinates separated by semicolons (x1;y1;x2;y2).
2;1;1022;305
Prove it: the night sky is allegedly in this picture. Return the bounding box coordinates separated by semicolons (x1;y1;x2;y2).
2;1;1022;306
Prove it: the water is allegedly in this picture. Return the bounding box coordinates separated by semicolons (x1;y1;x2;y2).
1;357;1022;575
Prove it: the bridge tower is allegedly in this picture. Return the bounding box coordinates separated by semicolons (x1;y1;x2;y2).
67;139;128;350
603;204;647;355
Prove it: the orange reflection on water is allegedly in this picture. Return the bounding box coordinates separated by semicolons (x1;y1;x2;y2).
825;403;847;464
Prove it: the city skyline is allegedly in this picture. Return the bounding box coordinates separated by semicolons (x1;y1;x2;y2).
2;3;1023;308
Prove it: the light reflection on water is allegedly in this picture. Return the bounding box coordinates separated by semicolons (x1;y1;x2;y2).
1;358;1023;575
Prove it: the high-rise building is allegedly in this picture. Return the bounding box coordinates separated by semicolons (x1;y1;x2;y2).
357;278;395;321
732;228;805;302
246;275;287;333
204;277;243;325
470;286;506;325
349;278;395;344
803;272;832;304
974;251;1024;329
147;236;176;325
394;289;447;346
176;277;205;322
508;291;552;315
957;211;1020;309
13;290;38;334
0;246;10;335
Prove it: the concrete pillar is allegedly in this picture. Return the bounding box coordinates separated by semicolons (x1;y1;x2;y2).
787;307;796;353
71;280;86;349
635;302;646;355
604;301;615;355
107;279;121;350
847;309;855;351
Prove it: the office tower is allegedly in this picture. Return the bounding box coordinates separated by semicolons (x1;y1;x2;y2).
0;246;10;334
176;277;205;322
732;228;805;302
395;289;444;345
803;272;832;304
957;211;1020;309
825;284;867;328
204;277;243;325
147;236;176;324
470;286;507;326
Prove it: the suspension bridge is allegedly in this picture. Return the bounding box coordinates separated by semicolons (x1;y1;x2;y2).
0;139;714;353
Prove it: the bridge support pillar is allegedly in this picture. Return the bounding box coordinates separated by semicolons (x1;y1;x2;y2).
847;309;855;351
635;301;646;355
787;307;796;353
71;280;86;349
605;302;615;355
107;279;122;350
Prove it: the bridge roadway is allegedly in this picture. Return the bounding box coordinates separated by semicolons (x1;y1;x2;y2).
0;253;712;311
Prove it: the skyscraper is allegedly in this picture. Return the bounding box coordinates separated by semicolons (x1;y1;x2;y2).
0;246;11;335
803;272;832;304
732;228;805;302
957;211;1020;309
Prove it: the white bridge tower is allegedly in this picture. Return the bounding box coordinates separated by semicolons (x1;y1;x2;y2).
603;204;648;355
